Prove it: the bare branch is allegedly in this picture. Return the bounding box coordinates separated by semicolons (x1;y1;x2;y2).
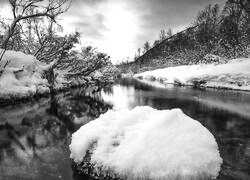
21;1;35;16
0;0;71;54
13;66;24;74
3;60;10;68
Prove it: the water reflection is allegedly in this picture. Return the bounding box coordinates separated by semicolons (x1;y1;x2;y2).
100;78;250;180
1;78;250;180
0;87;112;180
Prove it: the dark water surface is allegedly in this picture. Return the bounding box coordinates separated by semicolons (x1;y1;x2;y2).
0;78;250;180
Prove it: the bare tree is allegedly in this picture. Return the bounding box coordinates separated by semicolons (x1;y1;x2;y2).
195;4;221;53
137;48;141;57
64;46;111;78
159;29;166;42
0;0;71;61
153;39;160;47
167;28;173;37
143;41;150;53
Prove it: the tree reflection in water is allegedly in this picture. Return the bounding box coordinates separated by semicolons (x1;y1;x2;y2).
75;78;250;180
0;86;112;180
1;79;250;180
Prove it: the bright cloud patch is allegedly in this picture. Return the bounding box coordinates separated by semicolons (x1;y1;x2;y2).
70;106;222;180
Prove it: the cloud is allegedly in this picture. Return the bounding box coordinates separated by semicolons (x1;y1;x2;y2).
126;0;225;47
0;0;226;62
0;0;8;4
67;13;108;39
64;0;226;60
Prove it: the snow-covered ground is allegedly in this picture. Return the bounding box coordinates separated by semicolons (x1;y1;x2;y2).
70;106;222;180
0;50;111;100
0;50;52;99
135;58;250;91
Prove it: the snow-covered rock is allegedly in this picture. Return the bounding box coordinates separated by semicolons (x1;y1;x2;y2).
70;106;222;180
0;50;50;99
135;58;250;91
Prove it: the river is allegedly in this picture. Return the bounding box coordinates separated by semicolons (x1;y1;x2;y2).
0;78;250;180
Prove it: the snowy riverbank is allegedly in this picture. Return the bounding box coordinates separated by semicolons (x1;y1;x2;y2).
0;50;114;104
134;58;250;91
0;50;51;100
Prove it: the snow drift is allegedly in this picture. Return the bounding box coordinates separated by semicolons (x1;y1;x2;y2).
70;106;222;180
0;50;52;99
135;58;250;91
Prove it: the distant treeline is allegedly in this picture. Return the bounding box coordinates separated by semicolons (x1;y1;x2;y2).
118;0;250;73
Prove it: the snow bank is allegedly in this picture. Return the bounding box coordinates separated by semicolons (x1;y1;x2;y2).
70;106;222;179
135;58;250;91
0;50;50;99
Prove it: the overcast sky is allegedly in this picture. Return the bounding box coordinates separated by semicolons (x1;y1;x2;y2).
1;0;225;63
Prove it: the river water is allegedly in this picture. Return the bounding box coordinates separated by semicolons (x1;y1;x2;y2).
0;78;250;180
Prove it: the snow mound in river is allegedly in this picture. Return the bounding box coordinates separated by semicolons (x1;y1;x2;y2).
70;106;222;180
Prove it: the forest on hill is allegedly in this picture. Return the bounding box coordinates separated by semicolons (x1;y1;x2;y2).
118;0;250;73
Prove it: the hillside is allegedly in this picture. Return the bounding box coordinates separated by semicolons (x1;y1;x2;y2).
118;2;250;74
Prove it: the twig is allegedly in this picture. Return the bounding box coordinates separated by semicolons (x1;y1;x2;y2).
3;60;9;68
13;66;24;74
0;48;7;62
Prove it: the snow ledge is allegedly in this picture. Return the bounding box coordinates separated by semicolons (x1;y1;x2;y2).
134;58;250;91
